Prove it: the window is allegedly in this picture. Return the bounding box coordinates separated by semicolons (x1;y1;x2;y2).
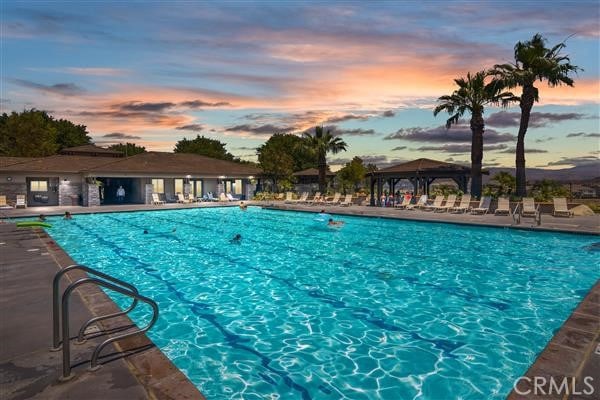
30;180;48;192
234;179;243;195
152;179;164;193
174;179;184;194
191;180;202;197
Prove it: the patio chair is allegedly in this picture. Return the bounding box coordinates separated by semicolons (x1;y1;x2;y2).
294;192;309;203
219;193;229;202
434;194;457;213
552;197;573;217
15;194;27;208
204;192;218;202
406;195;427;210
177;193;191;203
226;193;240;201
521;197;538;218
151;193;165;205
0;195;11;209
325;192;341;205
494;197;511;215
470;196;492;215
424;196;445;211
450;194;471;213
339;194;353;207
394;195;412;209
284;192;294;203
308;192;322;205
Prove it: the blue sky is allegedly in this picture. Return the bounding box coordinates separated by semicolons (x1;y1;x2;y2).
1;0;598;170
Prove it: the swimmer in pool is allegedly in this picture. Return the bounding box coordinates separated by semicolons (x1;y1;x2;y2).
327;218;344;226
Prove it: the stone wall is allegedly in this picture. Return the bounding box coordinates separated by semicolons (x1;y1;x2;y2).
59;181;82;206
82;183;100;207
0;183;27;204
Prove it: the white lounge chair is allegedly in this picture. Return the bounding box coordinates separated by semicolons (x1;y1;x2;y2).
339;194;353;207
15;194;27;208
294;192;309;203
226;193;240;201
151;193;165;205
450;194;471;213
424;196;445;212
394;196;412;209
308;193;323;205
470;196;492;214
553;197;573;217
434;194;457;213
406;195;427;210
325;192;341;205
284;192;294;203
177;193;191;203
521;197;538;218
204;192;218;202
494;197;511;215
219;193;229;202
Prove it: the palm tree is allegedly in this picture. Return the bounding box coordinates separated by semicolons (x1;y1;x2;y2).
434;71;517;198
491;34;580;196
302;126;347;193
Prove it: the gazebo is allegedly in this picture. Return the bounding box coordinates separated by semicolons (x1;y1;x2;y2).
293;168;335;193
368;158;471;205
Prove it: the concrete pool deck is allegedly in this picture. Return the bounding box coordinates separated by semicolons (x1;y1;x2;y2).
0;223;204;400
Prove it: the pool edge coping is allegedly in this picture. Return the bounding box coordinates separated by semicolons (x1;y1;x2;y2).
37;228;206;400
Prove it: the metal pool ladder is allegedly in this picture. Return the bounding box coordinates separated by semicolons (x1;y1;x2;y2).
51;264;159;381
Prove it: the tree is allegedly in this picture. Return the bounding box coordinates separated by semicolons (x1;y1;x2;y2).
530;179;569;202
53;118;91;149
302;126;347;193
433;71;517;198
337;157;367;194
492;34;580;196
174;135;235;161
0;109;91;156
483;171;516;198
107;142;146;156
0;110;59;156
257;141;295;192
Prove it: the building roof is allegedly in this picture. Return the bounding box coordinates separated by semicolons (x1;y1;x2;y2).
0;157;41;168
60;144;124;156
87;152;261;176
0;155;123;173
0;152;261;177
292;167;335;176
374;158;470;175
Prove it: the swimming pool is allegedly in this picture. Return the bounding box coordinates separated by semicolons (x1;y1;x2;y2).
45;207;598;399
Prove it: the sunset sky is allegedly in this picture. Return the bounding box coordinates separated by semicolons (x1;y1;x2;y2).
2;0;599;170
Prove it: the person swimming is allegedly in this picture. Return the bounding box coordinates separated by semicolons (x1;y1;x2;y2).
328;218;344;227
38;214;46;222
239;202;248;210
64;211;72;220
231;233;242;244
315;209;331;222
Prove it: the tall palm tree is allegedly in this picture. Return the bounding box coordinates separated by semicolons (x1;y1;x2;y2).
491;34;580;196
302;126;347;193
434;71;517;198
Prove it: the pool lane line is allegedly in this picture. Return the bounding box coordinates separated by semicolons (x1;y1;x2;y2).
100;213;466;357
147;211;513;312
65;216;320;400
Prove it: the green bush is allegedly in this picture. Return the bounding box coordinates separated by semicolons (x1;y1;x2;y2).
529;179;569;202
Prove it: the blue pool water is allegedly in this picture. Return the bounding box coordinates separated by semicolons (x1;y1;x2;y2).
44;207;598;399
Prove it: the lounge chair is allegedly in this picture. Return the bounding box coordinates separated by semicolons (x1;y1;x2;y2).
450;194;471;213
274;193;285;201
219;193;229;202
553;197;573;217
406;195;427;210
521;197;538;218
470;196;492;214
283;192;294;203
204;192;218;202
177;193;191;203
325;192;341;205
293;192;308;203
0;195;11;209
433;194;457;213
339;194;353;207
226;193;240;201
308;192;322;205
424;196;445;212
15;194;27;208
394;196;412;209
151;193;165;205
494;197;511;215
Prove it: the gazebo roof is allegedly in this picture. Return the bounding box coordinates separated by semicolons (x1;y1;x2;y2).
293;168;335;177
374;158;470;176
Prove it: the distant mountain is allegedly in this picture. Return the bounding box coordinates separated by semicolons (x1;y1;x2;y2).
484;164;600;183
